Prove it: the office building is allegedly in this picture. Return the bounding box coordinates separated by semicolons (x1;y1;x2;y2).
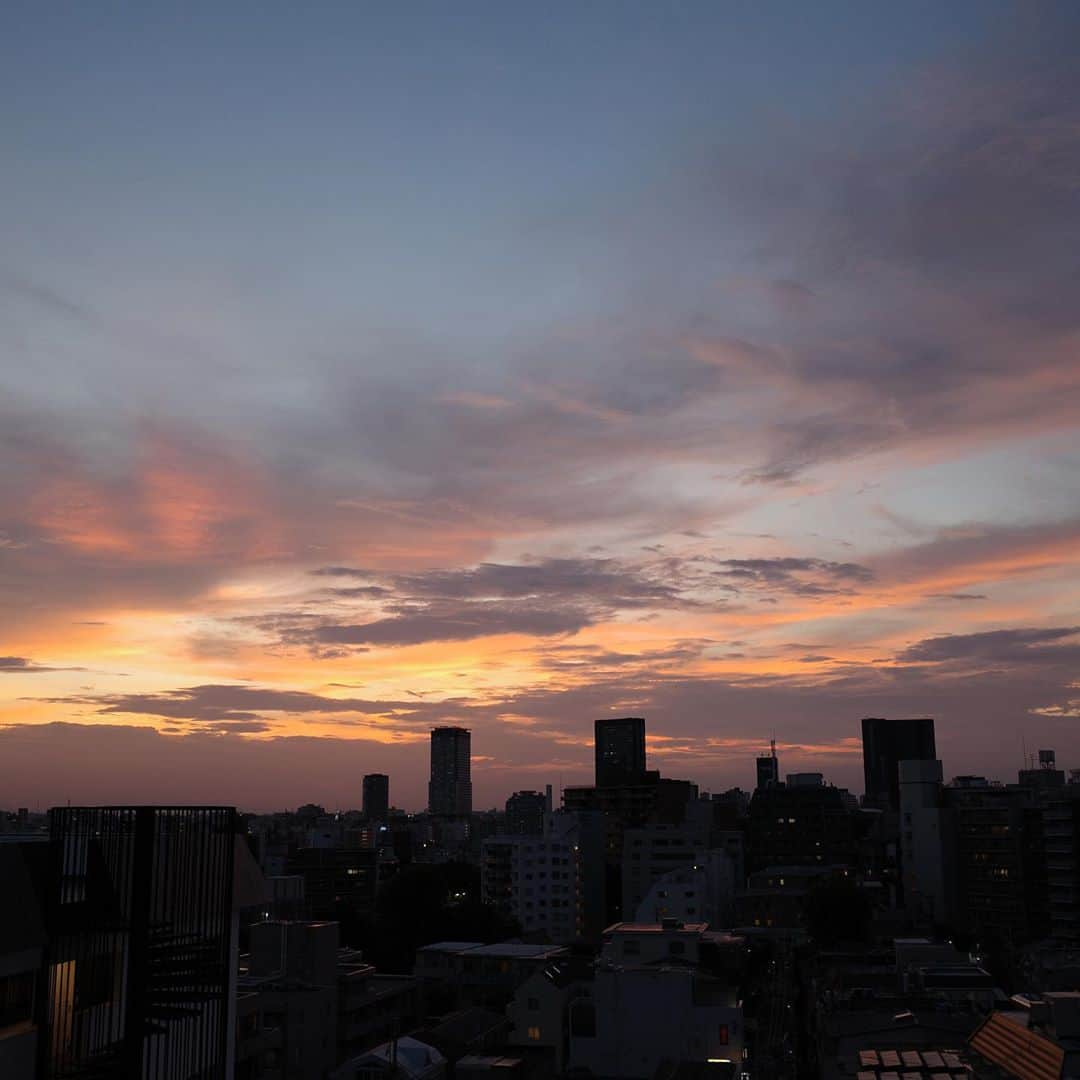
361;773;390;822
755;740;779;792
861;717;936;810
595;717;647;787
429;727;472;818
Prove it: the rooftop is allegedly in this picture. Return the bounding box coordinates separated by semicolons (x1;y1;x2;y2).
605;922;708;934
417;941;567;959
969;1010;1064;1080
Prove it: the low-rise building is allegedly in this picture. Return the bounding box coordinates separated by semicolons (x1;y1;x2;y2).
414;942;569;1011
481;813;585;943
331;1036;446;1080
506;958;593;1075
567;923;744;1078
634;849;736;926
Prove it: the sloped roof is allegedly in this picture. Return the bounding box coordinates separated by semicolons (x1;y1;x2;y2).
969;1011;1064;1080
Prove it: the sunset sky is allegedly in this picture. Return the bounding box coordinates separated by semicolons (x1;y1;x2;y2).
2;2;1078;811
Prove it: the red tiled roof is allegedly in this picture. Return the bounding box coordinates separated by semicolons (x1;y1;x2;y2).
968;1012;1064;1080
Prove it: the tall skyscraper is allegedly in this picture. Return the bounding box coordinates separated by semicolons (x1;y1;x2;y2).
755;739;779;792
861;716;936;810
362;772;390;821
429;726;472;817
595;716;647;787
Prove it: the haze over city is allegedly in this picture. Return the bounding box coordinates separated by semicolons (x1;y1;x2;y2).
2;2;1079;811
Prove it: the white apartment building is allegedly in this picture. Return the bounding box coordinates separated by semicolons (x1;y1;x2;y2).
481;813;584;943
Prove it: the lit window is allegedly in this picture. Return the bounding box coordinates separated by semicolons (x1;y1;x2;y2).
528;1026;541;1041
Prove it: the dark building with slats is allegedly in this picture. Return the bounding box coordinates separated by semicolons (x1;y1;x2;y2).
37;806;239;1080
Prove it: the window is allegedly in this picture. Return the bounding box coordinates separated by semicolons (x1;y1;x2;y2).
0;972;34;1031
718;1024;729;1045
527;1026;541;1041
527;997;539;1011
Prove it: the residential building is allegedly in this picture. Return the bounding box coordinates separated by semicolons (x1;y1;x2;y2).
239;920;340;1080
481;813;585;943
746;782;859;873
595;717;647;787
861;717;936;811
362;774;390;823
621;822;722;920
898;759;956;925
429;727;472;818
563;776;699;922
634;849;737;927
1041;782;1080;943
503;790;550;837
506;959;593;1075
945;778;1049;945
414;942;568;1012
1018;749;1066;791
567;923;744;1078
286;846;379;917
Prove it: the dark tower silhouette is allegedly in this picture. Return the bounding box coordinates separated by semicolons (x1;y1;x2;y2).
861;717;936;810
594;717;647;787
429;727;472;817
755;738;779;791
362;773;390;821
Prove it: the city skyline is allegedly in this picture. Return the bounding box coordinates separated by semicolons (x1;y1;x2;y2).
2;3;1079;812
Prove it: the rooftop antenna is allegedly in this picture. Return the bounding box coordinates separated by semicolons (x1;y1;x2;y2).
770;736;777;759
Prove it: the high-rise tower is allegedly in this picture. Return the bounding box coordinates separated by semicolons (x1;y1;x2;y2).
594;717;647;787
755;738;779;792
429;726;472;817
362;773;390;821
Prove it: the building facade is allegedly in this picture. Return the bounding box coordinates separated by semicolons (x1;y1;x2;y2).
899;759;955;925
361;775;389;823
861;717;936;810
481;813;587;943
594;717;647;787
41;806;243;1080
503;790;549;837
428;728;472;818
